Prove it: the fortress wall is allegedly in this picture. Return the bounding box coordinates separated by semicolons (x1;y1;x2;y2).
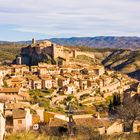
75;51;95;59
53;45;65;60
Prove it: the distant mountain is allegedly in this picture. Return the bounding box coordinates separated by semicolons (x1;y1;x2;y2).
50;36;140;49
1;36;140;49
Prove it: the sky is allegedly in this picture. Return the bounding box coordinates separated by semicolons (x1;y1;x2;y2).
0;0;140;41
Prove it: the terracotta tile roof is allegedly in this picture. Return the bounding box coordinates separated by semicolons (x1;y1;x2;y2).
12;108;26;119
49;117;112;128
74;118;111;128
11;65;26;68
6;102;30;110
0;88;19;93
28;75;41;81
11;77;23;82
49;118;67;127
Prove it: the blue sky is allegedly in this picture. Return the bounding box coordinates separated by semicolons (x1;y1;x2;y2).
0;0;140;41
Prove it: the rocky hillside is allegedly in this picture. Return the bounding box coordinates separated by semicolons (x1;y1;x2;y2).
101;49;140;80
69;46;140;81
50;36;140;49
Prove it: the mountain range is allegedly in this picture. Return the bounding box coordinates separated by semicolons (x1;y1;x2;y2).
50;36;140;49
1;36;140;49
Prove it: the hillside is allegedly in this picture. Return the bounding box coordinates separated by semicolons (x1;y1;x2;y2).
0;41;140;81
0;43;25;64
66;46;140;80
101;49;140;80
50;36;140;49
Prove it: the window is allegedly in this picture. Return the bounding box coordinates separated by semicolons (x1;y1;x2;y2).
18;120;22;124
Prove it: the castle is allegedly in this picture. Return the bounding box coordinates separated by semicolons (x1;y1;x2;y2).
19;38;76;66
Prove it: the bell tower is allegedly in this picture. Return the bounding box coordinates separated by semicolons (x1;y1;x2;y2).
32;38;36;46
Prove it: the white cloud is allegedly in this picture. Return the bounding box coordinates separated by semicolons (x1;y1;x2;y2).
0;0;140;40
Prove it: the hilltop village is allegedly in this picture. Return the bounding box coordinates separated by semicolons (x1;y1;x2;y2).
0;39;140;139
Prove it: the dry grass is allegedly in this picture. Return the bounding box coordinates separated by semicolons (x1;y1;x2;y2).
5;131;140;140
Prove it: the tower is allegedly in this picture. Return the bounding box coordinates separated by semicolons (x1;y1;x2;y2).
32;38;36;46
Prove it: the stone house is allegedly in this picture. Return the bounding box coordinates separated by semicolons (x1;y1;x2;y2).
12;108;32;132
100;75;112;86
41;77;53;89
31;105;45;122
62;84;78;95
70;78;80;88
96;79;104;87
87;80;98;89
28;76;42;89
47;67;60;75
0;88;23;101
0;66;11;77
79;79;88;91
11;65;27;76
38;67;49;75
58;76;70;88
6;77;27;88
92;66;105;76
106;121;123;135
30;66;38;73
60;66;71;74
133;121;140;133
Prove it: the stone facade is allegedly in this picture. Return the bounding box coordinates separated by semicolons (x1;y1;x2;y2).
20;39;95;66
20;39;76;66
13;108;32;132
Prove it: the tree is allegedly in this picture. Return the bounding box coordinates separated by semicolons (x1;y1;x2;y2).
117;98;140;132
109;94;121;113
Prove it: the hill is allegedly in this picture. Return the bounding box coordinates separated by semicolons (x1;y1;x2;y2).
1;36;140;49
50;36;140;49
0;43;25;65
101;49;140;80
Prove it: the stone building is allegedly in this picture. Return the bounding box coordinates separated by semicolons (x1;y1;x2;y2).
12;108;32;132
20;39;76;66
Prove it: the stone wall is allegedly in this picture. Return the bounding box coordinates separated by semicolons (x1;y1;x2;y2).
20;39;95;66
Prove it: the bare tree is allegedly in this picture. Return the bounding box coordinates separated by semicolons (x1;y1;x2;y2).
117;98;140;132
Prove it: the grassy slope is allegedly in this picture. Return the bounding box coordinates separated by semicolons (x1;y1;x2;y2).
0;43;24;62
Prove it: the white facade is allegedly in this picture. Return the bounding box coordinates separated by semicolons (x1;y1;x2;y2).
42;79;52;89
13;108;32;132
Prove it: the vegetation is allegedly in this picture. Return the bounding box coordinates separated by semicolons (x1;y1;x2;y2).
29;89;51;109
0;43;24;63
80;93;90;100
109;94;121;112
5;130;140;140
117;98;140;132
